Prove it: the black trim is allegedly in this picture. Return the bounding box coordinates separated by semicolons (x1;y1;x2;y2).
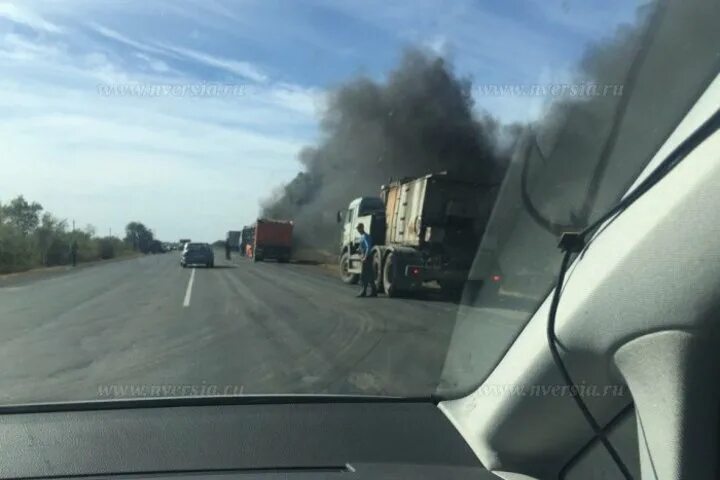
0;395;433;415
559;403;635;479
20;465;350;480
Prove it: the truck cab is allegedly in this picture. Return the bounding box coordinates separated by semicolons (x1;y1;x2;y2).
338;173;491;297
338;197;385;284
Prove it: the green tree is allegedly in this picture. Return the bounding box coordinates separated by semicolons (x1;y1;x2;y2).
124;221;155;253
35;213;67;266
0;222;30;272
97;237;116;259
0;196;43;271
0;194;158;272
2;196;43;235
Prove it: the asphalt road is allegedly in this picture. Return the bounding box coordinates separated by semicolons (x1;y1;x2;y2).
0;251;467;404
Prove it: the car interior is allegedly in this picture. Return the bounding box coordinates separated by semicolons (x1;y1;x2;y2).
3;56;719;480
1;1;718;479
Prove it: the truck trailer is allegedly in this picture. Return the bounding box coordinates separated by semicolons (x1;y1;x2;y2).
251;219;293;263
338;172;491;297
226;230;241;252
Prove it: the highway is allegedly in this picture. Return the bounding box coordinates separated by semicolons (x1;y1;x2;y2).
0;251;465;404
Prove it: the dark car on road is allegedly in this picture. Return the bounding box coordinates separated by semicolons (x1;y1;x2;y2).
181;243;214;268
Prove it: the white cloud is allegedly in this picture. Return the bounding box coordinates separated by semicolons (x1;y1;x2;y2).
0;2;63;33
424;35;449;56
0;77;314;240
158;43;268;83
261;82;325;116
134;53;170;73
87;22;167;56
0;11;316;241
0;32;64;61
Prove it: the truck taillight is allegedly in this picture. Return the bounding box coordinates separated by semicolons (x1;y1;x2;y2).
491;274;502;282
410;267;421;277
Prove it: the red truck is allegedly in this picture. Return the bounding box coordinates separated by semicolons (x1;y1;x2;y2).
250;219;293;263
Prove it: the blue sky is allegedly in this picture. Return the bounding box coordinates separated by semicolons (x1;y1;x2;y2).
0;0;642;242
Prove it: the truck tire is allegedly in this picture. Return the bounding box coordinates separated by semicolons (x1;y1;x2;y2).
372;250;384;292
340;251;359;284
383;251;401;298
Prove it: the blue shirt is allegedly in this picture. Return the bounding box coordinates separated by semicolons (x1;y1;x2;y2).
359;233;373;256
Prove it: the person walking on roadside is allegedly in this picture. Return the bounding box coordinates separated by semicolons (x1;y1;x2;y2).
225;238;231;260
356;223;377;298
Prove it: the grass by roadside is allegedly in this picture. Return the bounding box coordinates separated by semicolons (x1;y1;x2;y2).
291;247;336;265
0;252;146;287
291;247;338;274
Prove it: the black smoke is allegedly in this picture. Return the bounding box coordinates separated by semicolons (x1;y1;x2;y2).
516;0;719;236
261;49;514;251
439;0;720;394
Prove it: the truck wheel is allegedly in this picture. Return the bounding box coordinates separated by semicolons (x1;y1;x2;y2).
372;250;384;292
383;251;401;297
340;251;359;284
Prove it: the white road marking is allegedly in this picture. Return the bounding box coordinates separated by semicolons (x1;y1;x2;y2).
183;268;196;307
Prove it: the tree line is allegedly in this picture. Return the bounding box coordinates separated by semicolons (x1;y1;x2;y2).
0;195;162;274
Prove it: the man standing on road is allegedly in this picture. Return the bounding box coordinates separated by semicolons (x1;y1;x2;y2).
225;239;231;260
356;223;377;298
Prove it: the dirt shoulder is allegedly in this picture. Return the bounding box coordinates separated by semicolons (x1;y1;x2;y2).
0;252;145;287
291;248;338;276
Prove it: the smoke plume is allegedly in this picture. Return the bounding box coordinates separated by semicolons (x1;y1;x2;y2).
261;49;513;251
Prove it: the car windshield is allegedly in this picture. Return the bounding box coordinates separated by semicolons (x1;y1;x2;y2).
0;0;717;405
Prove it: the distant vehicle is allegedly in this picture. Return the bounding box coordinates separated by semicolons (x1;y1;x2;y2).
251;219;293;263
180;243;214;268
239;226;254;257
338;172;494;297
226;231;241;252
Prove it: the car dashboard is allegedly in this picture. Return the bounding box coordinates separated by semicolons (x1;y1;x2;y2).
0;398;496;479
